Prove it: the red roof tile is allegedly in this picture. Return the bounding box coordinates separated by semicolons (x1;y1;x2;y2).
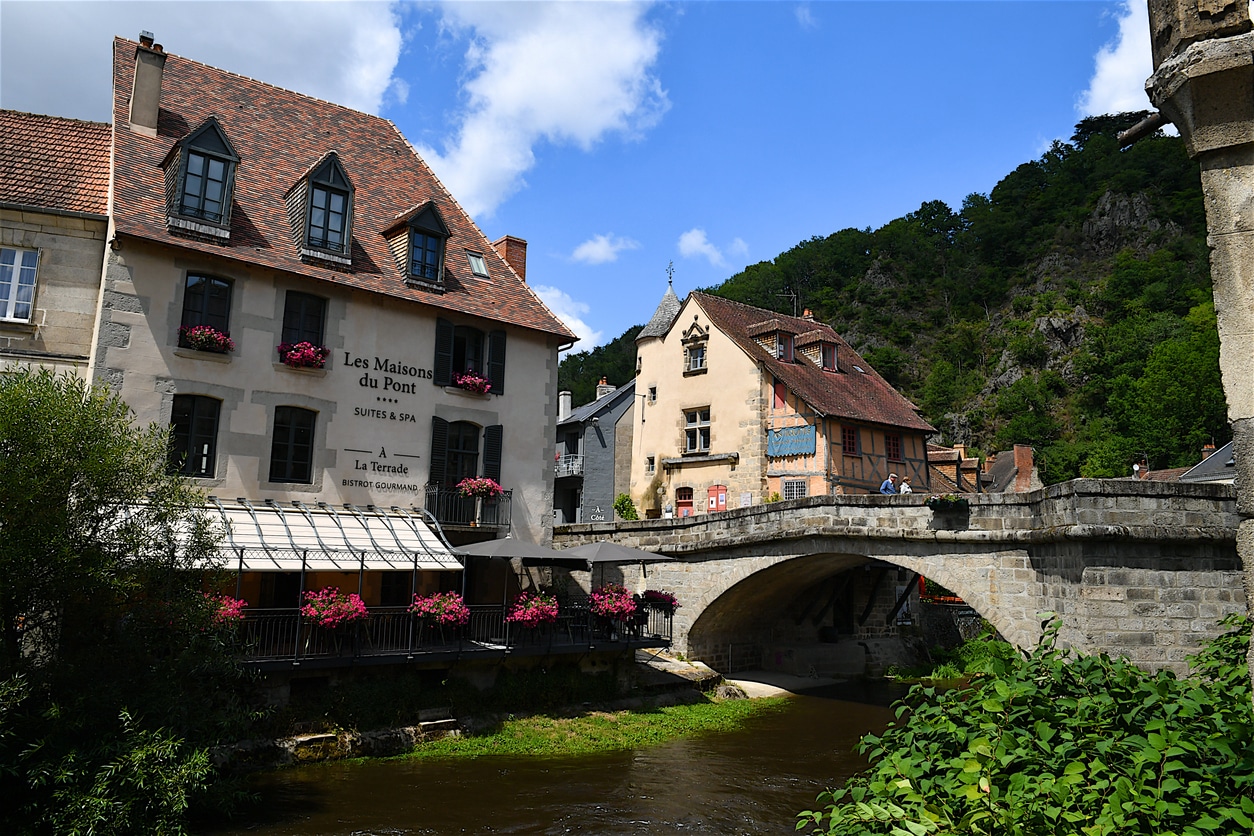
109;38;575;341
0;110;110;216
692;292;935;433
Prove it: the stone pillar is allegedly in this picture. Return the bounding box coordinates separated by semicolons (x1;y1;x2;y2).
1144;0;1254;686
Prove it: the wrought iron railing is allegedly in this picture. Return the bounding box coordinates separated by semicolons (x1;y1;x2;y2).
423;486;512;528
237;600;672;665
554;455;584;478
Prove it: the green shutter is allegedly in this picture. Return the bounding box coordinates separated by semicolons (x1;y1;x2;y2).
428;416;449;485
483;424;503;483
434;318;454;386
487;330;506;394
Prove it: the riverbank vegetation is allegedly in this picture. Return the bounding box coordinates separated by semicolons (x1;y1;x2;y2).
799;615;1254;835
887;625;1020;683
407;695;789;761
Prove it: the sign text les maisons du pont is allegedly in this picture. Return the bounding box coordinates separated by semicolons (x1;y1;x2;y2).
342;351;432;395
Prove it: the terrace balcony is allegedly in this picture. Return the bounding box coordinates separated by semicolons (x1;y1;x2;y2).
423;486;512;529
554;454;584;478
237;601;674;671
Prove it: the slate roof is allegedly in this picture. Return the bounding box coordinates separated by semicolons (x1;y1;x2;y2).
0;110;110;216
109;38;574;341
1178;441;1235;483
692;292;935;433
558;380;636;427
637;283;681;340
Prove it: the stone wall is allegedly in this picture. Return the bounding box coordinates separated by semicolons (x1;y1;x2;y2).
0;208;107;376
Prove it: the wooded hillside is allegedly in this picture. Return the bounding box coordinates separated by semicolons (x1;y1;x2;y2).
558;113;1228;484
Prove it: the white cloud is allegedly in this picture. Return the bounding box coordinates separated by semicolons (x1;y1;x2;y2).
0;2;404;122
795;4;816;30
416;1;668;218
533;284;604;350
1078;0;1152;117
679;228;747;268
571;233;640;265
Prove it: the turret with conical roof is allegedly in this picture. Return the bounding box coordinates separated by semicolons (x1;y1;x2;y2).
637;269;681;342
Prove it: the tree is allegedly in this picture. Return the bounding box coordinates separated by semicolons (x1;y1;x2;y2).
0;369;239;834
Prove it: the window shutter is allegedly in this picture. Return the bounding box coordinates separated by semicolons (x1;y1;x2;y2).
428;416;449;485
487;330;506;394
434;318;454;386
483;424;503;483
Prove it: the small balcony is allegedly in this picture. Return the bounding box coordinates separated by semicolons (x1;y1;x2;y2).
236;601;674;670
424;486;512;529
554;454;584;478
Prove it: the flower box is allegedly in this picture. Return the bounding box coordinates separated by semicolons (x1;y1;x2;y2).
926;494;970;513
642;589;680;611
590;584;638;620
457;476;504;499
277;341;330;369
409;591;470;626
453;370;492;394
178;325;235;354
504;591;558;628
301;587;368;629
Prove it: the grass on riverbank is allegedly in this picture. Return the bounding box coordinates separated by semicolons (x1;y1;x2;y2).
406;695;791;761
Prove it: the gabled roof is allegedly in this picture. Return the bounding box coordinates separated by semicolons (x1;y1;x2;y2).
109;38;574;341
0;110;110;216
638;283;681;340
558;380;636;427
691;292;935;433
1178;441;1235;483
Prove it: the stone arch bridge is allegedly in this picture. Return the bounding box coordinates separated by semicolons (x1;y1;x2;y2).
553;480;1244;674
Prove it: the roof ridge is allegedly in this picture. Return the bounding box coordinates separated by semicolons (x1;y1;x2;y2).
0;109;111;129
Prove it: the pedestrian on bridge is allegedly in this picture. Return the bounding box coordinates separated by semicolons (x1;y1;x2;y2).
880;473;898;494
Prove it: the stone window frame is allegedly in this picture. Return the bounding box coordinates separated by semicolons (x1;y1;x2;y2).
178;273;234;347
681;320;709;376
684;407;711;454
0;245;39;324
281;290;327;347
645;456;656;474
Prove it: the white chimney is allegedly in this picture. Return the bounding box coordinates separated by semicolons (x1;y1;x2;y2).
558;390;572;422
595;376;615;400
129;32;167;137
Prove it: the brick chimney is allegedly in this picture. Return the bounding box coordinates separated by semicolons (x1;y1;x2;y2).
802;308;815;321
129;31;167;137
1200;442;1217;463
595;376;616;400
492;235;527;282
1012;444;1038;492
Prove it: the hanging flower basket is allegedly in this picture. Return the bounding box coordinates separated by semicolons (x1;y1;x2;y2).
457;476;504;499
453;370;492;394
590;584;638;620
504;591;559;628
408;591;470;626
205;592;248;625
926;494;970;513
179;325;235;353
277;341;330;369
642;589;680;611
301;587;368;629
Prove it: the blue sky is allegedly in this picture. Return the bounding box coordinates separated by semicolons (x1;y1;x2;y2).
1;1;1159;355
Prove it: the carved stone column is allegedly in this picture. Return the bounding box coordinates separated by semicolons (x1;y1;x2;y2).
1144;0;1254;682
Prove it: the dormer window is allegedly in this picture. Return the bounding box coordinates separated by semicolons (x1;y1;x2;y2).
385;202;450;288
777;332;794;362
306;155;352;253
166;117;238;236
821;342;837;372
682;319;708;376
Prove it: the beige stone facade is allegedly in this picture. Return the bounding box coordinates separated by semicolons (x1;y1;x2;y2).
0;209;107;377
629;292;933;517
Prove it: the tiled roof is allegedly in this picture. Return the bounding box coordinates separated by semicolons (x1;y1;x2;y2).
638;283;681;339
0;110;110;216
692;292;935;433
109;38;574;341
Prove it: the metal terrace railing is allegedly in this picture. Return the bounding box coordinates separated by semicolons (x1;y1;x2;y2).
237;600;673;667
554;454;584;478
423;487;513;529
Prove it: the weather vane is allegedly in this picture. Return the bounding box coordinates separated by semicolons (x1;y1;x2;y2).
666;260;674;287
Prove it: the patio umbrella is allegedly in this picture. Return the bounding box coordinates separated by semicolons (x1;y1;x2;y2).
457;537;571;561
550;540;675;588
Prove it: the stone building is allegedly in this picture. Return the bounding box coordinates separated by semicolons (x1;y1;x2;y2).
2;34;578;615
554;377;636;524
0;111;111;377
629;285;934;515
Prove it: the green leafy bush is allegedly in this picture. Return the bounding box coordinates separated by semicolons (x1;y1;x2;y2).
800;615;1254;836
613;493;639;521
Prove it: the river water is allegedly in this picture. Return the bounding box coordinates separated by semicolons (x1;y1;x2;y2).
209;683;899;836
